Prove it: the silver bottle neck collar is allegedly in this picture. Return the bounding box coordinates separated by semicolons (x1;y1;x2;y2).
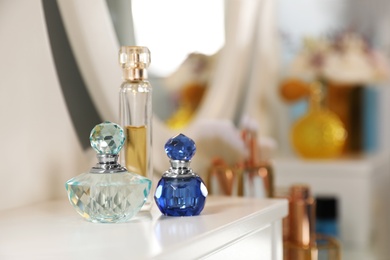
163;160;197;178
90;154;127;174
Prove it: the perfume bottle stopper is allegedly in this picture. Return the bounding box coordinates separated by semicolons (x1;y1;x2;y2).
90;120;125;154
154;133;208;216
119;46;150;80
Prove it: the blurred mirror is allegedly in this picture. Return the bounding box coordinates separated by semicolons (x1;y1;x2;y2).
57;0;390;163
57;0;274;174
107;0;226;129
107;0;388;135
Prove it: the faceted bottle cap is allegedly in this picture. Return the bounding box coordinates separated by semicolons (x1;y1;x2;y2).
90;121;125;155
119;46;151;69
165;134;196;161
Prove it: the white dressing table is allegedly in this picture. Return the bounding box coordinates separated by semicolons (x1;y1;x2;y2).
0;196;287;260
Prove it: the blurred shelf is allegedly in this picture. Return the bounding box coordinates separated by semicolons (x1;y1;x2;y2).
273;152;390;259
0;196;287;260
273;152;389;178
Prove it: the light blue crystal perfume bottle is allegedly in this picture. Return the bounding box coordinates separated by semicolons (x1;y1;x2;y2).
65;121;152;223
154;134;208;216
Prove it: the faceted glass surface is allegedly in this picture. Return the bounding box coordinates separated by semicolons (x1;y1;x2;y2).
65;172;151;223
154;176;207;216
164;133;196;161
90;121;125;155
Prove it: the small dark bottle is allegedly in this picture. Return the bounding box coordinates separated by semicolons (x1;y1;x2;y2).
315;197;339;238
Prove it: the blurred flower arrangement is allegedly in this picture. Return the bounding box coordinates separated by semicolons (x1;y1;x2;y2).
280;32;390;158
286;32;390;85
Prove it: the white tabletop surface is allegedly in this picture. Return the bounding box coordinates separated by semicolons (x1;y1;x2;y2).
0;196;287;260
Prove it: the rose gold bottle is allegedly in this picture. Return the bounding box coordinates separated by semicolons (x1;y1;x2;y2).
238;128;273;198
206;128;273;198
284;185;341;260
207;158;238;196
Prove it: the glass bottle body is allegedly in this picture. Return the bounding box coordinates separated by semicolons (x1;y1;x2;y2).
154;176;207;216
65;171;151;223
120;80;153;210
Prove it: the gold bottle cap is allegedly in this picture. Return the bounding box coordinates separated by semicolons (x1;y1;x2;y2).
119;46;151;80
119;46;151;69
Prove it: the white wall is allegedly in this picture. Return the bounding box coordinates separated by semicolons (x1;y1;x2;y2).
0;0;90;211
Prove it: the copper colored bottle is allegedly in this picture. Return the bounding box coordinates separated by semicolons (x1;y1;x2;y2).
206;128;274;198
238;129;274;198
207;158;238;196
284;185;341;260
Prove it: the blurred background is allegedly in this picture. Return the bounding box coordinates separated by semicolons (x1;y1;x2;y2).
1;0;390;259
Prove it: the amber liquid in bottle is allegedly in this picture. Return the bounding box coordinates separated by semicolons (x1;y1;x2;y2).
125;125;147;177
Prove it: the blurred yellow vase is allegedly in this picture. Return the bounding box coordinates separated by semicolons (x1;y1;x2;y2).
291;109;347;159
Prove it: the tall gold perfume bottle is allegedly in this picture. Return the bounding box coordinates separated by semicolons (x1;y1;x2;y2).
119;46;153;210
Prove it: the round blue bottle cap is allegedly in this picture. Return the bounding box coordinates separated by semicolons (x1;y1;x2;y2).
164;133;196;161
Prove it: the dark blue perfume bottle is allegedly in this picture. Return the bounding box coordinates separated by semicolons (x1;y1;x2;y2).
154;134;208;216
